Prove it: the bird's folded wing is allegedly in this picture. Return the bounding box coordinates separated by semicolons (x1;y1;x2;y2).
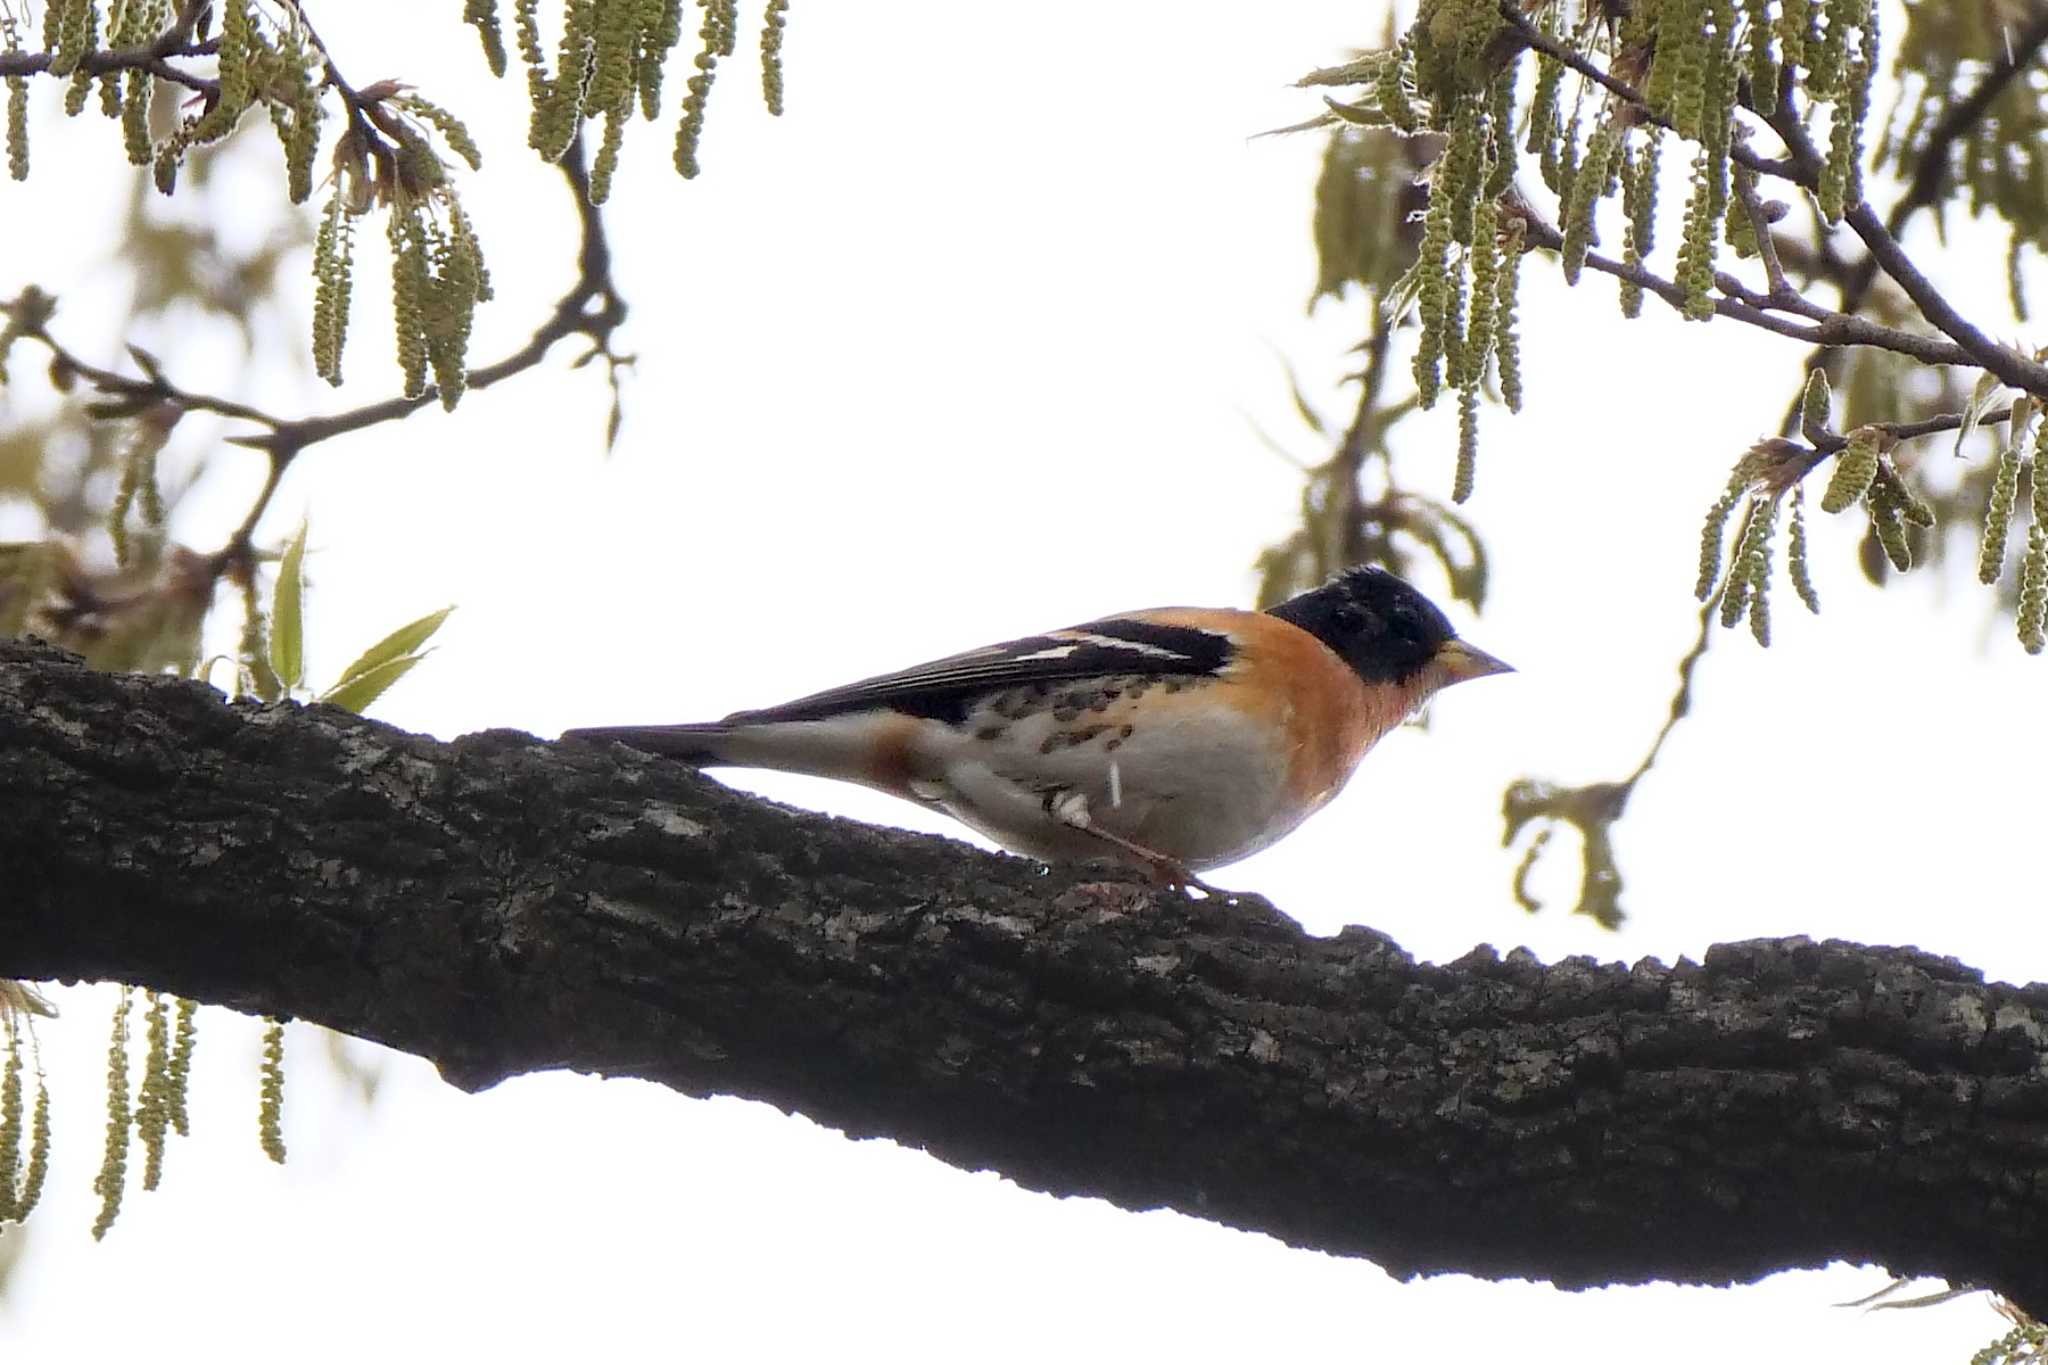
726;612;1237;725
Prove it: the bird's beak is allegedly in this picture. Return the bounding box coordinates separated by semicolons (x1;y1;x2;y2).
1434;638;1514;684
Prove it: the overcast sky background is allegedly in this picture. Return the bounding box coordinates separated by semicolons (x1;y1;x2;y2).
3;2;2042;1360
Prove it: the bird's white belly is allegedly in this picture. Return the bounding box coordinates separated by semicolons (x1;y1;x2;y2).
914;690;1299;871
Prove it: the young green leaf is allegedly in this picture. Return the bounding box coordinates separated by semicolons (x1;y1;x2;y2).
1955;370;2002;456
320;653;425;717
329;605;455;693
269;522;309;693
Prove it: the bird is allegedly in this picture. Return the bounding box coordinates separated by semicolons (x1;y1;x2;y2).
563;566;1510;890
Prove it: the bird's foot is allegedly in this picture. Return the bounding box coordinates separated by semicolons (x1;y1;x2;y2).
1045;789;1225;898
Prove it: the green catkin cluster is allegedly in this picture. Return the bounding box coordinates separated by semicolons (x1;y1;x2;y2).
1483;60;1516;200
390;213;431;398
1744;0;1779;113
1719;495;1779;641
1698;0;1740;224
61;0;98;117
1820;424;1882;511
386;204;491;410
1619;129;1661;318
2020;527;2048;655
1467;195;1502;369
1778;0;1813;71
1696;445;1771;599
1454;384;1481;504
0;1015;51;1225
107;415;168;567
1633;0;1748;323
1800;366;1832;438
1864;458;1927;572
402;97;484;173
641;0;687;120
1549;96;1581;205
2;14;26;182
91;987;133;1241
1807;0;1856;99
135;991;171;1191
1495;217;1525;413
675;0;738;179
258;1017;287;1165
515;0;688;195
167;997;197;1138
1409;0;1504;113
311;194;356;386
120;59;150;166
1699;494;1742;599
1673;150;1719;320
1376;32;1420;132
1561;121;1624;286
2022;422;2048;654
0;1016;20;1219
271;24;325;203
1411;172;1455;408
1982;433;2024;584
1723;167;1759;257
1644;0;1703;124
465;0;510;79
191;0;255;145
6;72;26;182
1524;52;1562;159
1788;486;1821;613
760;0;787;115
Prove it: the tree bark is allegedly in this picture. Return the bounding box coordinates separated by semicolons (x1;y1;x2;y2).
2;637;2044;1313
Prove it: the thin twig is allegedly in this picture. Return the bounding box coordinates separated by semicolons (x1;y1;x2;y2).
1513;213;1977;367
0;0;218;92
1731;141;1792;299
1763;99;2048;398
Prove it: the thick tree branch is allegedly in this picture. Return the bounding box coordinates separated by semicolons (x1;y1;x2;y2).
1;637;2043;1313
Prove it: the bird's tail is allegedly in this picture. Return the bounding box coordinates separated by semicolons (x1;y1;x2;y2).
560;723;735;764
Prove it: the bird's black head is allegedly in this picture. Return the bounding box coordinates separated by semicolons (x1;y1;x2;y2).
1265;565;1461;686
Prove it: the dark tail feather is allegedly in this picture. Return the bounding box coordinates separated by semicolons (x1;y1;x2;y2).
560;723;731;764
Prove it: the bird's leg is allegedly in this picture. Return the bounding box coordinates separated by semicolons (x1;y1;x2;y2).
1042;790;1224;897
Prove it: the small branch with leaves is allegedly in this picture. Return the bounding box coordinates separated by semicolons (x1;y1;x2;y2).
0;139;625;678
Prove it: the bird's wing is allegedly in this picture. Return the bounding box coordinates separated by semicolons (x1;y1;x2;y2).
725;611;1241;726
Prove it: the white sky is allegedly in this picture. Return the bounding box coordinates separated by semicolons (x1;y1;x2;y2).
3;2;2043;1360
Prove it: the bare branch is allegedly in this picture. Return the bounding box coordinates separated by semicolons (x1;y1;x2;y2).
1511;211;1979;368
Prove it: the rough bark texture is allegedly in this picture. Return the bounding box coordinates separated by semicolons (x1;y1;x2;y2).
2;637;2044;1312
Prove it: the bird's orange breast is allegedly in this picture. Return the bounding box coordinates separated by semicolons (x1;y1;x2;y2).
1133;607;1409;814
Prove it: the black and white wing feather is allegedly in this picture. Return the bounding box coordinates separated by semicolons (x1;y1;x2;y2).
723;614;1234;726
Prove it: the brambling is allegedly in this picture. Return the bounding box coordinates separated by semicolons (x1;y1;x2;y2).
565;566;1509;889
